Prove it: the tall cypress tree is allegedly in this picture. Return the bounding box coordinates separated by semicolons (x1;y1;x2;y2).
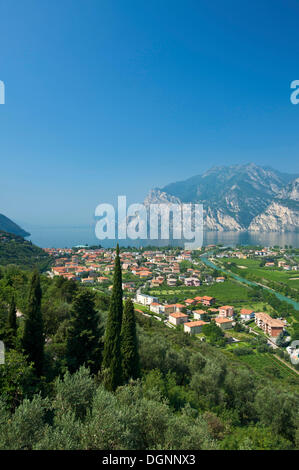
22;270;44;376
66;290;103;374
5;296;18;349
121;298;140;382
8;296;17;335
103;243;123;391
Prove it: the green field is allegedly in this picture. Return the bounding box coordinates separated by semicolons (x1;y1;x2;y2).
149;279;252;305
223;348;299;385
237;352;298;382
222;257;299;290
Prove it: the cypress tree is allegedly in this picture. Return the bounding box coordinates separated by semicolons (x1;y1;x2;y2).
121;298;140;382
5;296;18;349
8;296;17;335
66;290;103;374
102;243;123;391
22;270;44;376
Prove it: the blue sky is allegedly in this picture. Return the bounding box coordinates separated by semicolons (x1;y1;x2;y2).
0;0;299;226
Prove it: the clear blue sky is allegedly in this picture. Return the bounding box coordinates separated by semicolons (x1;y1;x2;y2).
1;0;299;226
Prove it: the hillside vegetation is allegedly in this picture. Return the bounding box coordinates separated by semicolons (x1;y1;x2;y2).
0;231;51;271
0;262;298;450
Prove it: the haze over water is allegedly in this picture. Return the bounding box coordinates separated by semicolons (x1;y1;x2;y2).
26;224;299;249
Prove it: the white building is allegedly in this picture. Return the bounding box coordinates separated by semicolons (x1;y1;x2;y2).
184;320;207;335
240;309;255;321
136;293;158;306
150;302;162;314
169;312;189;326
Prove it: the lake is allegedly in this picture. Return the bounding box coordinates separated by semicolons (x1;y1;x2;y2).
25;224;299;249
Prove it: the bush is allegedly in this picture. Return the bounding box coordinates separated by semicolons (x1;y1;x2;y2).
233;347;253;356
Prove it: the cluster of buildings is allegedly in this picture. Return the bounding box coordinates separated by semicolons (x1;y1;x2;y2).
136;292;287;340
136;292;235;334
45;246;289;342
45;246;218;291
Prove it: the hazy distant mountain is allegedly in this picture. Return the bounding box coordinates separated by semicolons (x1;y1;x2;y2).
0;214;30;237
145;163;299;232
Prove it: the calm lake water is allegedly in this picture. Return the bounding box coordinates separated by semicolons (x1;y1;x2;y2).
26;224;299;249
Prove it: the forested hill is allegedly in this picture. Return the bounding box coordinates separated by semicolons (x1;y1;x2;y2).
0;230;51;271
0;214;30;237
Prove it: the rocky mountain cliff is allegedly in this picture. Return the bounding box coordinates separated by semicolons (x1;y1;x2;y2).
145;163;299;232
248;178;299;232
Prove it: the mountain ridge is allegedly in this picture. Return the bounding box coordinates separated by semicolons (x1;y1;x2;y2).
145;163;299;232
0;214;30;237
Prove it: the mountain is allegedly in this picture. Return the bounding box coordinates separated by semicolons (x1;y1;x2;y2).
145;163;299;232
0;230;51;270
0;214;30;237
248;178;299;232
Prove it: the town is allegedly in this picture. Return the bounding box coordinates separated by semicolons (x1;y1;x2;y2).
44;243;299;367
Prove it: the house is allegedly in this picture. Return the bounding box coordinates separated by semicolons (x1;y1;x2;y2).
169;312;189;326
81;277;95;284
185;299;197;306
52;267;67;276
201;296;215;306
184;320;207;335
208;308;219;315
150;302;162;314
278;260;286;268
255;250;268;256
240;308;255;321
214;317;233;330
139;271;152;278
161;304;176;315
193;309;206;320
216;277;225;283
184;277;201;286
167;278;177;287
136;294;158;306
218;305;234;318
254;312;284;338
175;303;186;312
122;282;135;289
151;277;164;287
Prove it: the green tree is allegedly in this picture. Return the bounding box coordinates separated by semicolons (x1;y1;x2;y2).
103;244;123;391
8;296;17;334
22;270;44;376
0;395;50;450
121;299;140;382
5;296;18;349
66;291;103;374
0;350;37;410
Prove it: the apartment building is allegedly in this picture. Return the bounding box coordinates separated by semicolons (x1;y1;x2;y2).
184;320;207;335
169;312;189;326
254;312;284;337
218;305;234;318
